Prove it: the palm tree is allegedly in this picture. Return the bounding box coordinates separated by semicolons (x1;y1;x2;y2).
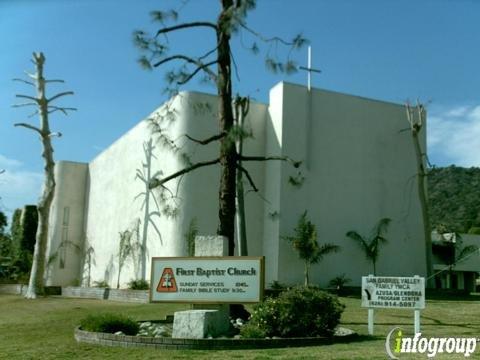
286;211;340;286
346;218;391;276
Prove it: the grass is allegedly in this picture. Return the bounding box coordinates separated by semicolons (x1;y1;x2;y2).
0;294;480;359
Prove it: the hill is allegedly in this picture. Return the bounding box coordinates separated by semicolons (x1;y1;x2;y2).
428;165;480;233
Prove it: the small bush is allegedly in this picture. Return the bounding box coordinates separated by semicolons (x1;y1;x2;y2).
80;313;139;335
92;280;109;288
328;274;351;290
269;280;287;290
128;279;149;290
239;323;267;338
242;286;344;338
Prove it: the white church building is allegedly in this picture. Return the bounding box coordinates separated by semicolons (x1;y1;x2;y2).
45;82;427;288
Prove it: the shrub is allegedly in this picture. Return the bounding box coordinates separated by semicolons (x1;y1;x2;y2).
269;280;287;290
242;286;344;338
328;274;351;290
92;280;109;288
128;279;149;290
239;323;267;338
80;313;139;335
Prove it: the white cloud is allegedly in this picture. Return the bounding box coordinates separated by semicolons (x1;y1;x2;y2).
0;155;42;218
428;105;480;167
0;154;22;168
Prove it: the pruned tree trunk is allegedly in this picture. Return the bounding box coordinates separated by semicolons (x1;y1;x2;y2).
406;103;434;288
216;1;237;255
25;54;55;299
235;97;250;256
13;52;75;299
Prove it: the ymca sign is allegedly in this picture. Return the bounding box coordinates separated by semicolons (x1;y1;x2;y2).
150;257;264;303
361;275;425;335
361;275;425;309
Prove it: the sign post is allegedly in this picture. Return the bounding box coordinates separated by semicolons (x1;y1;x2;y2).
361;275;425;335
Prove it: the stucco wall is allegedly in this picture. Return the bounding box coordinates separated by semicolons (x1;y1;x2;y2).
46;161;88;286
47;82;427;289
83;92;268;288
269;82;426;286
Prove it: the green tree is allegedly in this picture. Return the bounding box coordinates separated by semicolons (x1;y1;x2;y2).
0;210;12;258
10;206;37;274
135;0;304;255
346;218;391;276
286;211;340;286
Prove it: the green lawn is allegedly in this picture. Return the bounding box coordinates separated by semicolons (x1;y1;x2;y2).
1;294;479;359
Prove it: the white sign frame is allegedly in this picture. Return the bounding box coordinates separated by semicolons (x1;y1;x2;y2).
361;275;425;310
149;256;265;304
361;275;425;335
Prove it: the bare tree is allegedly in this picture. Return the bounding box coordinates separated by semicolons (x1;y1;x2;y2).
135;0;304;255
135;139;163;280
405;102;433;287
13;52;75;298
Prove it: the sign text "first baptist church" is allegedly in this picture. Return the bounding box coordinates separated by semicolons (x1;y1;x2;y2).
176;267;257;277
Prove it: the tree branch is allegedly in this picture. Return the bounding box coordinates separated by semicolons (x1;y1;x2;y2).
45;79;65;84
177;60;218;85
14;122;42;136
185;132;225;145
238;21;296;46
24;71;37;80
13;78;34;86
28;110;39;118
240;155;301;168
149;158;220;189
48;91;74;103
199;45;219;61
153;55;217;81
12;102;37;108
48;106;77;115
15;94;38;103
238;165;258;192
155;22;217;37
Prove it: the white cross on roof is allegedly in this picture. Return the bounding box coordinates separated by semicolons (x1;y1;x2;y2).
298;46;321;91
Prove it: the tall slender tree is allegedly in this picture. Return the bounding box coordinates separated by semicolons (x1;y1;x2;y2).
285;211;340;286
12;52;76;298
346;218;391;276
135;1;305;255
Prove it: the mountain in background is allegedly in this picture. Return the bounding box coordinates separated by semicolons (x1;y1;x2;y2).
428;165;480;234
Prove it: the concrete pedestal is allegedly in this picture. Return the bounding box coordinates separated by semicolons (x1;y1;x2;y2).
172;309;230;339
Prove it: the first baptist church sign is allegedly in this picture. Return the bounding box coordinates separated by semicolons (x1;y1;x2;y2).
149;257;265;303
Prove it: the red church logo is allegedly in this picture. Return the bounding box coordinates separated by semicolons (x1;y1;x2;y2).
156;267;178;292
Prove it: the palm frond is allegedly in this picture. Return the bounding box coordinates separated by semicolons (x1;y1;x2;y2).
346;230;370;253
372;217;391;237
456;245;479;263
311;243;341;264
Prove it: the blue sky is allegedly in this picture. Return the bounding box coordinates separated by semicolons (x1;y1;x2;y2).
1;0;479;217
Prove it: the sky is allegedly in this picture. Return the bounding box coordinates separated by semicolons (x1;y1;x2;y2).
0;0;479;218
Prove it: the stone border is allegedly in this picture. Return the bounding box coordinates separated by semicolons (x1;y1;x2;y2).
74;326;358;350
0;284;26;295
63;287;148;303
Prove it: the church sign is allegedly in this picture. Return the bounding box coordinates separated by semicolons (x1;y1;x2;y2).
149;257;264;303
